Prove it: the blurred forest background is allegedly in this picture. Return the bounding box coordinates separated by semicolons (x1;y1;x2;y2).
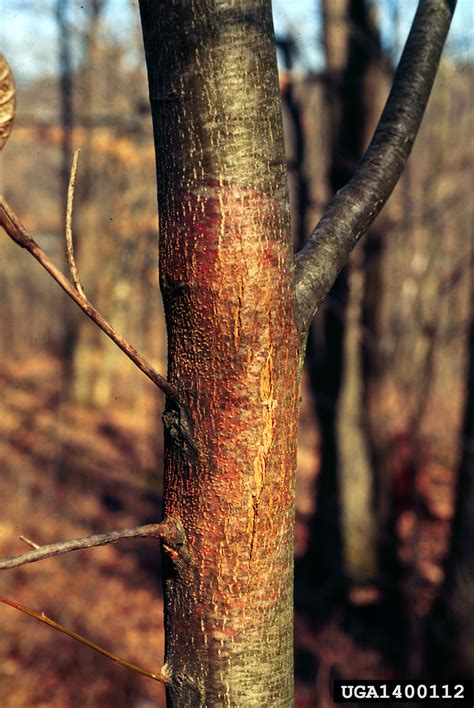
0;1;472;706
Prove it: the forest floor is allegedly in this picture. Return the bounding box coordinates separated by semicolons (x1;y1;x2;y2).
0;356;457;707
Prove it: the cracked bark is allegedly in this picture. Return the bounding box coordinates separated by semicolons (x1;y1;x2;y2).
140;1;298;704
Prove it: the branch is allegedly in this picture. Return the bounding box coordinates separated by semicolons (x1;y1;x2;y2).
0;195;179;404
0;519;184;570
65;148;85;297
19;534;40;549
294;0;457;333
0;596;169;684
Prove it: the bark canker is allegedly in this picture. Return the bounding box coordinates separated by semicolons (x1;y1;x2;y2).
140;1;299;704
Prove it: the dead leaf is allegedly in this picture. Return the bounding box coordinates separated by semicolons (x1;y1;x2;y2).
0;54;16;150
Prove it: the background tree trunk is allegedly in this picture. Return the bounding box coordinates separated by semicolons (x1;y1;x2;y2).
443;271;474;675
56;0;77;386
429;245;474;678
139;1;299;703
71;0;107;405
299;0;384;605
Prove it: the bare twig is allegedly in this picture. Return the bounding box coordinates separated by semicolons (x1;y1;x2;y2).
0;520;183;570
0;596;169;684
65;148;85;297
19;535;40;550
294;0;457;333
0;195;180;404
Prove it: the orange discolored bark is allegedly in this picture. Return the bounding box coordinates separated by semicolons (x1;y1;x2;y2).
140;1;299;704
161;181;299;703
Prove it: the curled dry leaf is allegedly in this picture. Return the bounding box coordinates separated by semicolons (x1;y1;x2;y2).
0;54;16;151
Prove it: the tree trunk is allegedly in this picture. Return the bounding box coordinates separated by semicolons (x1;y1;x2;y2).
134;0;456;702
429;247;474;678
300;0;384;601
56;0;77;385
444;284;474;676
338;246;377;583
71;0;106;405
139;2;299;704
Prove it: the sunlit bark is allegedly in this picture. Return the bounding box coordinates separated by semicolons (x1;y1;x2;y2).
140;2;299;704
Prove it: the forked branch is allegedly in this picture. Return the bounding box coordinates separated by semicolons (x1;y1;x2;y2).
294;0;457;332
0;196;179;404
0;519;184;570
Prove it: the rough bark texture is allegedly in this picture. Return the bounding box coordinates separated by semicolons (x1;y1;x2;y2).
139;2;299;704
